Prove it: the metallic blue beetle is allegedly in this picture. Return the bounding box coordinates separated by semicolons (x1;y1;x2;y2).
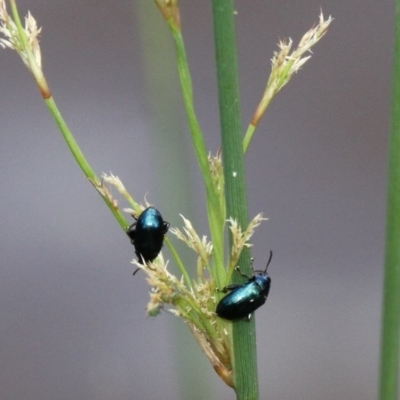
216;252;272;321
126;206;169;264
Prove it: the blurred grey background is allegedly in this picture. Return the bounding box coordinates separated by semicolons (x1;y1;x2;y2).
0;0;393;399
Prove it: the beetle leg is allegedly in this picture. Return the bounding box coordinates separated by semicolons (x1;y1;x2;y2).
133;254;157;273
126;222;137;243
235;257;255;279
163;221;170;233
235;265;252;280
217;283;241;293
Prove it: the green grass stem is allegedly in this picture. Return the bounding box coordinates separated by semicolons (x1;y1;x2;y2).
167;21;226;288
212;1;259;399
44;96;128;229
379;1;400;398
9;0;128;231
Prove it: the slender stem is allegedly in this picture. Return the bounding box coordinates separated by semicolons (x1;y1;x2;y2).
243;124;256;154
379;1;400;398
169;24;226;287
44;96;128;229
212;1;259;399
164;236;193;290
9;0;128;231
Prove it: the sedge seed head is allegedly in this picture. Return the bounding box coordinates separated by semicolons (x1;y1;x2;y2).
0;1;42;70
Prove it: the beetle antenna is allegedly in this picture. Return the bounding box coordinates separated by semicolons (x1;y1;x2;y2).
264;250;273;272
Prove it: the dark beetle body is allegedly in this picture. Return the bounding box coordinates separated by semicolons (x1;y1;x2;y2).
216;253;272;321
127;206;169;264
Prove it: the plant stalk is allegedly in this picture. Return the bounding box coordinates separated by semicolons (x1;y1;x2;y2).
379;1;400;398
212;1;259;398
